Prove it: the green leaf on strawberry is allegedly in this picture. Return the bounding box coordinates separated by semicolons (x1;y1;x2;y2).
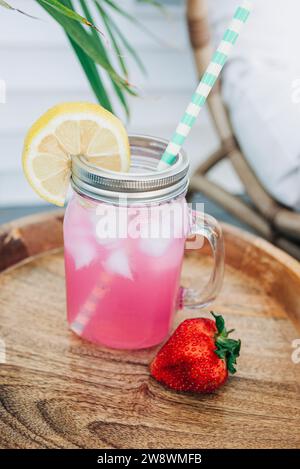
212;312;241;374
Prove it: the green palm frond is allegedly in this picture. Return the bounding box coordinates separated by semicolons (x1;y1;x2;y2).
95;1;147;76
77;0;130;118
102;0;166;46
67;35;115;113
136;0;165;8
39;0;104;33
1;0;162;117
0;0;39;18
0;0;101;28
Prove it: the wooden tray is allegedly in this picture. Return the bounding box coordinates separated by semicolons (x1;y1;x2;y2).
0;211;299;449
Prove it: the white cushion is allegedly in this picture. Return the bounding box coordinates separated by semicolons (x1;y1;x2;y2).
208;0;300;210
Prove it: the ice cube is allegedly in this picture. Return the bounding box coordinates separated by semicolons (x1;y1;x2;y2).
94;228;119;248
139;238;171;257
104;249;133;280
67;242;96;270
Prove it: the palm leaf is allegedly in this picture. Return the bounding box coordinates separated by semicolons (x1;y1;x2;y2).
39;0;104;33
99;7;128;78
36;0;130;91
62;0;115;111
0;0;104;31
136;0;163;6
1;0;162;118
78;0;130;117
101;0;166;46
67;36;114;114
95;2;146;75
0;0;39;19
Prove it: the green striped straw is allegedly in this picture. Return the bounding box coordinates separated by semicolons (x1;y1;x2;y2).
157;1;252;171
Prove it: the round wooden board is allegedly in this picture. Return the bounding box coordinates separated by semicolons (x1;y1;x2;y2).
0;211;300;449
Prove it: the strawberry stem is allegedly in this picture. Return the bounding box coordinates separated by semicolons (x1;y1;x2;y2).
211;312;241;374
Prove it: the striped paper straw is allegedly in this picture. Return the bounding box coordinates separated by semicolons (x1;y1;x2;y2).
70;271;112;335
157;1;252;171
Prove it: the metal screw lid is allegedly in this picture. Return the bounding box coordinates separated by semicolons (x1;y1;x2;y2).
71;134;189;204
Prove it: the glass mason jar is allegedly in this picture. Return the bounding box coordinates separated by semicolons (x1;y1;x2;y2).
64;135;224;349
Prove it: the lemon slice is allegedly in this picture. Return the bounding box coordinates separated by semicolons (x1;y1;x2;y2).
22;102;130;206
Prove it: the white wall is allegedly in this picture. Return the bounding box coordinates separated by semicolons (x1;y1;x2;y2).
0;0;242;207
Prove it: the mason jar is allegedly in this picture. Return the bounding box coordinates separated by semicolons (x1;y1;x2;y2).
63;135;224;349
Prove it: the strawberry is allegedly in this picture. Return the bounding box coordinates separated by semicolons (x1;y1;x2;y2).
150;313;241;393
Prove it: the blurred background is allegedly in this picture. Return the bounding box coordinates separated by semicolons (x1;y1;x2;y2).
0;0;239;220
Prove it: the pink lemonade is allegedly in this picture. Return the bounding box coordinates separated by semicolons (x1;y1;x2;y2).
64;135;224;349
64;193;188;349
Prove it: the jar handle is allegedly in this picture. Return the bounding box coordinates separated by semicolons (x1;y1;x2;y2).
183;210;224;308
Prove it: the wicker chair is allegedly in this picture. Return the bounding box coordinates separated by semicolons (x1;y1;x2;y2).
186;0;300;259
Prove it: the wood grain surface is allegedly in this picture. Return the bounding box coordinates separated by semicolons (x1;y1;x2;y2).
0;212;299;449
